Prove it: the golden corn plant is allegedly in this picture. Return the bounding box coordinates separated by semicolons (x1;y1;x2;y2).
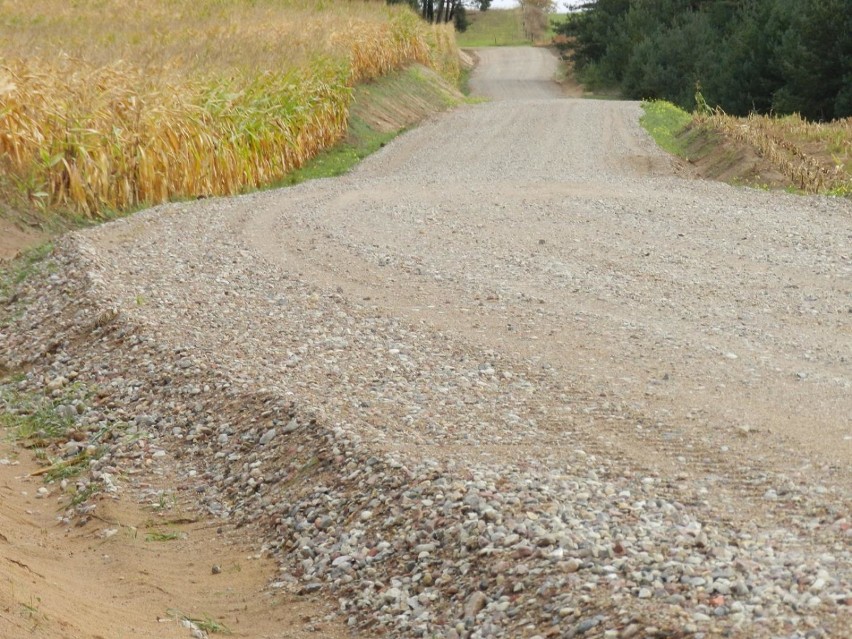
0;0;460;216
701;109;852;195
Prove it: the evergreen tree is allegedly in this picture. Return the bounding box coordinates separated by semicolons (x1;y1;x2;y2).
555;0;852;120
772;0;852;120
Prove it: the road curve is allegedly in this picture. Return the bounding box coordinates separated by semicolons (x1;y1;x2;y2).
59;47;851;636
256;47;850;471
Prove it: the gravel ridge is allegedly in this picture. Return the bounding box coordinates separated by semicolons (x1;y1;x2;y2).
1;47;850;638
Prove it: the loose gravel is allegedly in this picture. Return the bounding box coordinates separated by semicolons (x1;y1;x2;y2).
1;47;850;638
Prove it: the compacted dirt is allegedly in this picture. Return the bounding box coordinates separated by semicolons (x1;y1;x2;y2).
1;47;850;638
0;447;351;639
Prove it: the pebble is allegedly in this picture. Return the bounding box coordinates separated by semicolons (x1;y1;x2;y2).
464;591;488;619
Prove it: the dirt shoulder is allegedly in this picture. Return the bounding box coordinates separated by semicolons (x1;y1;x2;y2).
676;121;796;190
0;443;353;639
0;219;45;261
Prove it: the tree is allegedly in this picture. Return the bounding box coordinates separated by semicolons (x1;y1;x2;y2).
771;0;852;120
553;0;852;120
520;0;556;42
454;4;470;31
414;1;465;27
390;1;491;28
621;9;719;108
556;0;630;82
707;0;787;115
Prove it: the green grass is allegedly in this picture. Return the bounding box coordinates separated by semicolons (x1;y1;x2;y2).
146;530;184;542
0;381;105;492
168;610;231;635
456;9;529;47
278;115;396;186
0;386;76;443
640;100;694;156
459;65;474;96
0;242;53;300
0;241;55;328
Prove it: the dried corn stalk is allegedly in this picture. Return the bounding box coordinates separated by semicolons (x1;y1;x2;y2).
700;110;851;194
0;1;459;216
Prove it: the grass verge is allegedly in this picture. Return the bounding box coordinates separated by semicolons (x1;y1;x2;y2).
279;65;464;186
639;100;693;156
279;117;397;186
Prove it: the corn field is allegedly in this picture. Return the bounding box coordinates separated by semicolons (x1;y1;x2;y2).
0;0;459;216
701;110;852;195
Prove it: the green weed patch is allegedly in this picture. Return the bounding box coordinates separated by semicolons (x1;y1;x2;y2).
640;100;693;157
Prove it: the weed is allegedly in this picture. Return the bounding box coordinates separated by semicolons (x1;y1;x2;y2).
0;242;53;300
149;491;178;512
640;100;693;156
146;530;184;542
41;449;100;482
69;483;100;507
0;242;54;329
20;596;41;615
192;616;232;635
0;388;75;443
168;609;231;634
0;382;104;505
20;595;44;627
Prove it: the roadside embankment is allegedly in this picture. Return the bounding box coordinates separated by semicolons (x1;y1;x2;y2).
640;100;852;195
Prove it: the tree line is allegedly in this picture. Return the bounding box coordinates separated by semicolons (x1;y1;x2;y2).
556;0;852;121
388;0;493;31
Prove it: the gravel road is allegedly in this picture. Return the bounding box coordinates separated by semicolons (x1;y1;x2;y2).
3;47;850;638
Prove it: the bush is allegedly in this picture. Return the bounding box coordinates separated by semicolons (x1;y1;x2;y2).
454;5;469;32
